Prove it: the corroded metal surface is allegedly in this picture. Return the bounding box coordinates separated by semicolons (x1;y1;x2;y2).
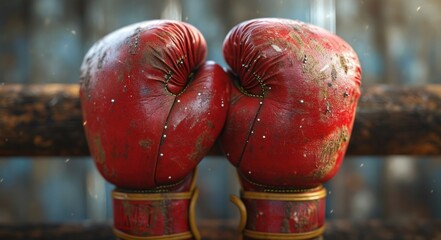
349;84;441;155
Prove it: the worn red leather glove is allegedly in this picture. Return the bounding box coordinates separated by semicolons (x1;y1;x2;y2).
80;20;229;240
221;18;361;239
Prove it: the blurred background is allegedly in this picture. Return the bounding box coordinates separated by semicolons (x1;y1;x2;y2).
1;0;441;224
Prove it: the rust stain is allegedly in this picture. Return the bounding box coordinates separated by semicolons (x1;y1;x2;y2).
122;199;133;218
206;120;215;130
188;133;207;162
289;32;304;47
339;55;348;74
94;136;106;164
80;66;92;100
187;121;217;161
161;199;172;235
118;70;124;83
314;40;326;56
281;202;293;233
313;126;349;178
139;139;152;150
325;101;331;114
302;54;319;75
97;51;107;69
128;27;142;55
331;65;337;81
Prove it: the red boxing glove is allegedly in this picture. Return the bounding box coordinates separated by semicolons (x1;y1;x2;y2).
221;18;361;239
80;20;229;240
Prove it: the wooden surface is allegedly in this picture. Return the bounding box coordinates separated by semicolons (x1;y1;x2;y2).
1;84;441;157
0;220;440;239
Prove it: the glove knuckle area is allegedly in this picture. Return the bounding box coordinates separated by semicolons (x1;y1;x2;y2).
154;62;230;186
223;19;294;98
80;20;211;190
221;18;361;188
138;21;208;96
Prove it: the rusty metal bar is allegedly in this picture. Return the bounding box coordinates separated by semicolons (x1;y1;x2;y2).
1;84;440;157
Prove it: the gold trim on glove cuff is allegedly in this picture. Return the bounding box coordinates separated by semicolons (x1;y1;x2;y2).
241;185;326;201
189;188;200;240
113;229;193;240
112;190;193;201
112;169;200;240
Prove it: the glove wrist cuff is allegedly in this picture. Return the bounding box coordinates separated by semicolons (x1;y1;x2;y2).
112;188;200;240
231;185;327;239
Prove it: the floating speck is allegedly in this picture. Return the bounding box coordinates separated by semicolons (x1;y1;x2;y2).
184;107;188;110
328;191;332;195
160;153;164;157
226;153;230;157
365;25;369;30
257;118;261;122
65;158;70;163
259;101;263;105
185;16;189;21
177;99;181;103
360;163;364;168
168;176;172;179
430;189;434;193
221;104;225;107
330;209;334;214
300;99;304;103
248;171;252;174
163;134;167;138
262;135;266;139
0;178;3;183
416;6;421;11
303;153;307;158
299;125;303;129
164;125;168;129
83;121;87;126
251;131;254;134
111;99;115;103
71;30;76;35
198;93;201;96
49;97;58;106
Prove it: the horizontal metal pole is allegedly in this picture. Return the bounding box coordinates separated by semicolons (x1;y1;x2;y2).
1;84;440;157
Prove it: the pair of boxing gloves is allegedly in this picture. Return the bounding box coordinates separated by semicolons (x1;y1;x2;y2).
80;18;361;240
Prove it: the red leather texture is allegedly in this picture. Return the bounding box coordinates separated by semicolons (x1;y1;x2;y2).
221;18;361;189
80;20;230;190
